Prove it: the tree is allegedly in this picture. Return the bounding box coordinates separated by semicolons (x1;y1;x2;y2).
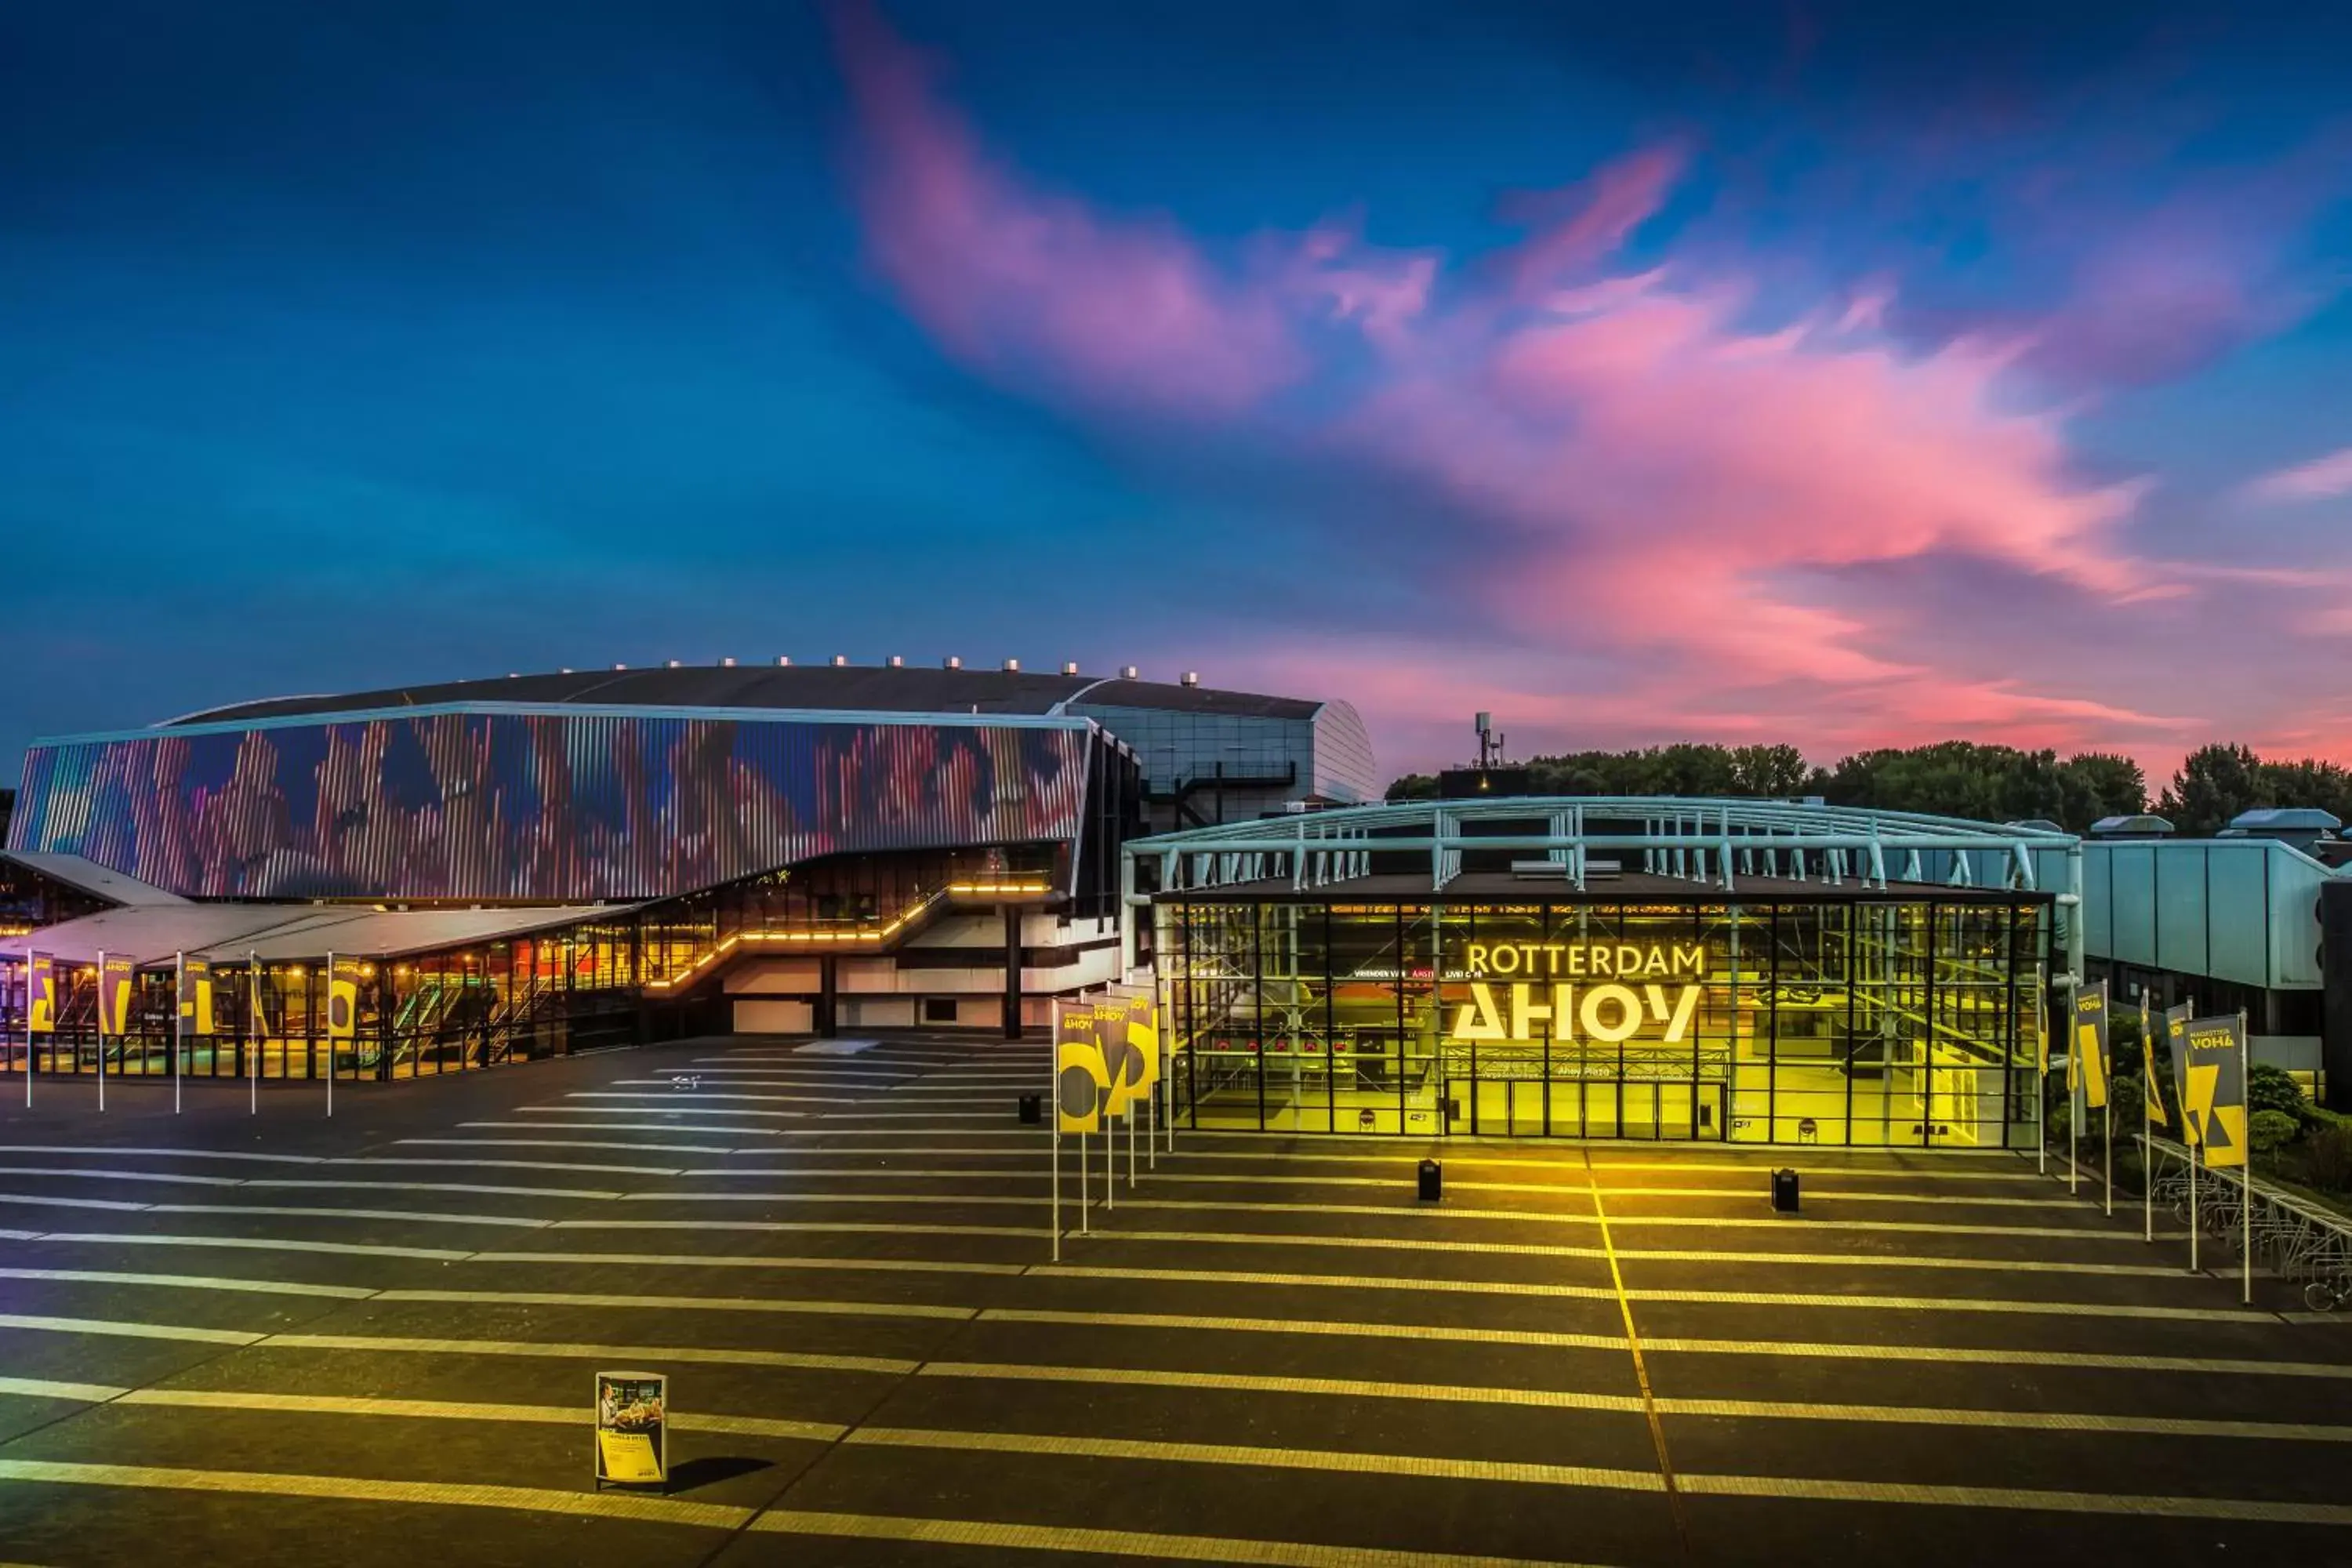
2160;743;2263;837
2055;753;2147;828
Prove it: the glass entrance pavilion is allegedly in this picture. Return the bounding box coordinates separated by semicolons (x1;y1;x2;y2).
1124;799;2078;1148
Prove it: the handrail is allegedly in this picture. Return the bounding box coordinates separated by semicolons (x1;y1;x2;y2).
2136;1132;2352;1294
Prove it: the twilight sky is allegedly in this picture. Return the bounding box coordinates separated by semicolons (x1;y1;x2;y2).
6;1;2350;784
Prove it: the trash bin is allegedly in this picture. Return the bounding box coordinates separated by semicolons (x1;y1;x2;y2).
1417;1159;1443;1202
1770;1167;1799;1214
1018;1094;1042;1125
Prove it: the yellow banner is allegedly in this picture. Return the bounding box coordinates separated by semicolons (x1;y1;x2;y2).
27;953;55;1035
1102;991;1160;1116
100;956;135;1037
326;956;364;1041
595;1430;663;1484
178;957;215;1035
1054;1004;1109;1134
2181;1015;2246;1169
2141;1013;2169;1130
2072;982;2108;1110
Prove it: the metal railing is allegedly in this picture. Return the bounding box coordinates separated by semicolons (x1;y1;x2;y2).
2139;1133;2352;1309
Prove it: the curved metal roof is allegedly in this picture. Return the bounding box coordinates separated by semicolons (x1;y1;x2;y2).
1135;795;2079;848
172;666;1323;726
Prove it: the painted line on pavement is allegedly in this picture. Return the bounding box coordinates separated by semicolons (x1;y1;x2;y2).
1081;1229;2186;1279
565;1091;862;1106
262;1331;916;1374
668;1167;1051;1180
556;1218;1043;1239
145;1203;551;1229
0;1166;244;1187
399;1137;731;1155
468;1249;1025;1277
1674;1472;2352;1526
1653;1396;2352;1442
1163;1150;2045;1182
0;1146;324;1165
239;1179;622;1200
617;1191;1044;1207
0;1267;376;1301
371;1288;975;1322
31;1232;471;1262
517;1105;808;1120
0;1458;749;1527
0;1192;150;1213
1036;1264;2273;1321
744;1508;1607;1566
0;1375;129;1402
332;1156;682;1177
1146;1172;2063;1206
110;1388;848;1442
918;1360;1647;1414
845;1426;1667;1492
0;1313;262;1346
1122;1198;2139;1240
458;1120;789;1138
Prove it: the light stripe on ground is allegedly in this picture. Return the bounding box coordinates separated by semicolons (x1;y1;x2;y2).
109;1388;847;1441
0;1313;260;1346
1035;1264;2271;1322
1121;1199;2154;1242
688;1150;1045;1165
0;1459;748;1527
918;1360;1646;1413
0;1192;148;1212
0;1267;375;1301
557;1217;1042;1238
746;1508;1606;1566
399;1138;729;1155
262;1332;914;1374
667;1166;1050;1179
1674;1472;2352;1526
0;1146;324;1165
806;1111;1017;1121
565;1091;858;1105
1164;1150;2045;1182
145;1203;551;1229
982;1308;2352;1378
1146;1173;2067;1207
372;1288;974;1321
1083;1229;2184;1279
517;1105;807;1120
618;1191;1043;1207
459;1120;788;1138
468;1250;1024;1277
0;1166;243;1187
33;1232;470;1262
333;1156;681;1176
848;1427;1665;1492
0;1375;129;1402
239;1179;622;1200
1653;1397;2352;1442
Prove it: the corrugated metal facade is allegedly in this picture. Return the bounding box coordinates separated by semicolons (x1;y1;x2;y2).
12;710;1096;903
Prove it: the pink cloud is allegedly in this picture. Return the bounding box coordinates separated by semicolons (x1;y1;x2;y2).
2249;447;2352;502
829;2;1305;415
835;9;2352;776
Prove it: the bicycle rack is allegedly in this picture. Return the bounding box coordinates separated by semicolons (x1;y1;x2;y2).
2137;1134;2352;1308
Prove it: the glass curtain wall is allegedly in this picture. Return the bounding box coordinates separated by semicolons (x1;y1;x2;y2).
1163;895;2045;1146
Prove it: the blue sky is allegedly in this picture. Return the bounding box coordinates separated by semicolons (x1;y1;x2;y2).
5;1;2350;785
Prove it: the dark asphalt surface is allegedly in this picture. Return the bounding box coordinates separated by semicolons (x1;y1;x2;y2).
0;1036;2346;1568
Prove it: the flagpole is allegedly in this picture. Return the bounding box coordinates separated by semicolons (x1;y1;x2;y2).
1049;997;1060;1263
250;953;260;1117
2189;1140;2200;1276
1103;1120;1113;1212
325;953;335;1120
96;952;107;1114
2240;1008;2252;1305
2034;965;2046;1178
174;951;184;1116
2141;1000;2153;1244
2066;970;2079;1197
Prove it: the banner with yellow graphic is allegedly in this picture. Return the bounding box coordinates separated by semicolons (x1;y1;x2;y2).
2033;968;2049;1076
2180;1014;2247;1169
1054;1002;1110;1134
2071;981;2109;1110
2142;1003;2185;1131
100;955;135;1037
326;956;364;1041
1098;987;1160;1117
177;956;215;1035
593;1371;667;1487
27;952;56;1034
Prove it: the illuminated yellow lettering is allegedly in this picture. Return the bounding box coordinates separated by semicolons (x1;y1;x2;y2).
1565;946;1589;976
1646;983;1703;1042
1450;982;1505;1041
1552;983;1577;1040
1672;944;1704;977
1490;943;1519;975
1466;943;1489;975
1588;946;1611;976
1581;984;1642;1043
1510;982;1550;1040
1616;945;1642;978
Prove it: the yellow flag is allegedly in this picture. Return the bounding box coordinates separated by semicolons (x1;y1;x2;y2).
100;956;135;1037
178;957;215;1035
1054;1005;1108;1134
2072;982;2108;1110
2140;1007;2169;1130
2180;1015;2246;1169
326;956;364;1041
27;953;55;1035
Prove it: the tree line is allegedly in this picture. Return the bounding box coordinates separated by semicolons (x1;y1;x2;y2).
1383;741;2352;836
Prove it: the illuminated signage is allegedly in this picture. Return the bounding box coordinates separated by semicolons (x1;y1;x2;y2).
1449;942;1709;1044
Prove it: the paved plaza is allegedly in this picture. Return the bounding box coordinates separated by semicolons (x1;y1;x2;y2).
0;1036;2347;1566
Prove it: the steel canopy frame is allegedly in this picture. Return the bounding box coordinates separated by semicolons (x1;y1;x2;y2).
1119;797;2083;993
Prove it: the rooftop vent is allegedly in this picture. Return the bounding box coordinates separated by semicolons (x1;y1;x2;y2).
2218;807;2342;845
2089;814;2176;840
1121;665;1139;679
775;655;791;666
887;655;904;669
1004;658;1021;673
559;667;572;674
613;663;628;671
943;655;962;670
831;655;850;667
1062;661;1080;676
720;656;736;668
1509;860;1570;880
506;673;518;679
1181;670;1200;688
665;659;683;669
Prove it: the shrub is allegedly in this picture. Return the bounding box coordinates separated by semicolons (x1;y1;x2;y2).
2307;1126;2352;1193
2247;1063;2308;1120
2250;1109;2299;1155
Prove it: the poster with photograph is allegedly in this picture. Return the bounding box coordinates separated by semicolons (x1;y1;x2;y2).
593;1370;668;1486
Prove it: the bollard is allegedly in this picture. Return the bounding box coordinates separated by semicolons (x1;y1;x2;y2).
1018;1093;1042;1125
1417;1158;1443;1202
1770;1167;1800;1214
